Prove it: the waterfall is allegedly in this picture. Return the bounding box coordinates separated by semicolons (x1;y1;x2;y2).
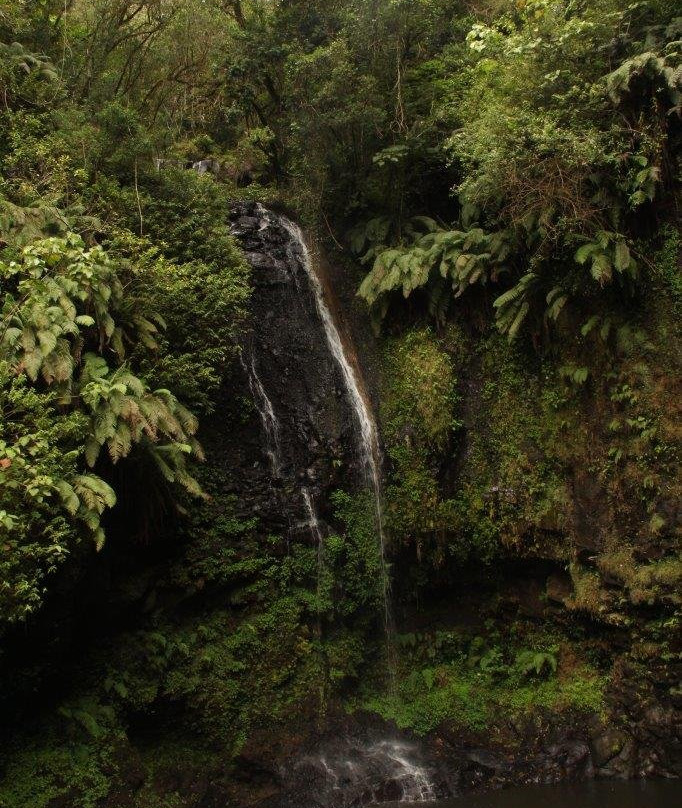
276;215;395;672
236;203;395;672
240;349;282;476
234;203;437;805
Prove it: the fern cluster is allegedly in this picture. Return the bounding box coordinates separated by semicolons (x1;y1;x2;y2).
356;217;640;342
0;363;112;622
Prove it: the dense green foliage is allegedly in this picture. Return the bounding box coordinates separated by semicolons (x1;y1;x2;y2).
357;622;606;736
0;229;213;625
355;1;680;342
0;361;96;624
0;2;254;633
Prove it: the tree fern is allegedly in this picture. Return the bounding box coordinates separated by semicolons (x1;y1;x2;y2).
0;42;59;82
357;219;511;324
0;200;68;246
607;52;681;110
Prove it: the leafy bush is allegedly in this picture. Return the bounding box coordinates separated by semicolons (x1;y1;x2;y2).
0;363;105;625
380;329;467;565
0;233;205;627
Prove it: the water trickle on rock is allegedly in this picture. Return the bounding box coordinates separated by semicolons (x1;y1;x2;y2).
191;158;220;175
239;348;282;476
302;486;326;593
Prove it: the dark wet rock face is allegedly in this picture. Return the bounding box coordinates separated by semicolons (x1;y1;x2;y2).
224;202;361;538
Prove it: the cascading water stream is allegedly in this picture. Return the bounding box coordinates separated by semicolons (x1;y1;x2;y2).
276;214;396;674
294;739;437;805
239;349;282;476
302;487;326;595
371;741;437;803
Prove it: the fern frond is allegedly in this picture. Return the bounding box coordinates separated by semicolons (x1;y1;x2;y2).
108;421;132;464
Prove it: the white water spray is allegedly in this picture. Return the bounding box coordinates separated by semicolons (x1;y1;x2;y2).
370;741;437;802
299;739;437;804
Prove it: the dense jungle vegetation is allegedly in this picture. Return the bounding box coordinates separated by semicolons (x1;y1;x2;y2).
0;1;680;806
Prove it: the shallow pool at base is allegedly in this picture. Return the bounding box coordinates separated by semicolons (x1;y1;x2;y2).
380;779;680;808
